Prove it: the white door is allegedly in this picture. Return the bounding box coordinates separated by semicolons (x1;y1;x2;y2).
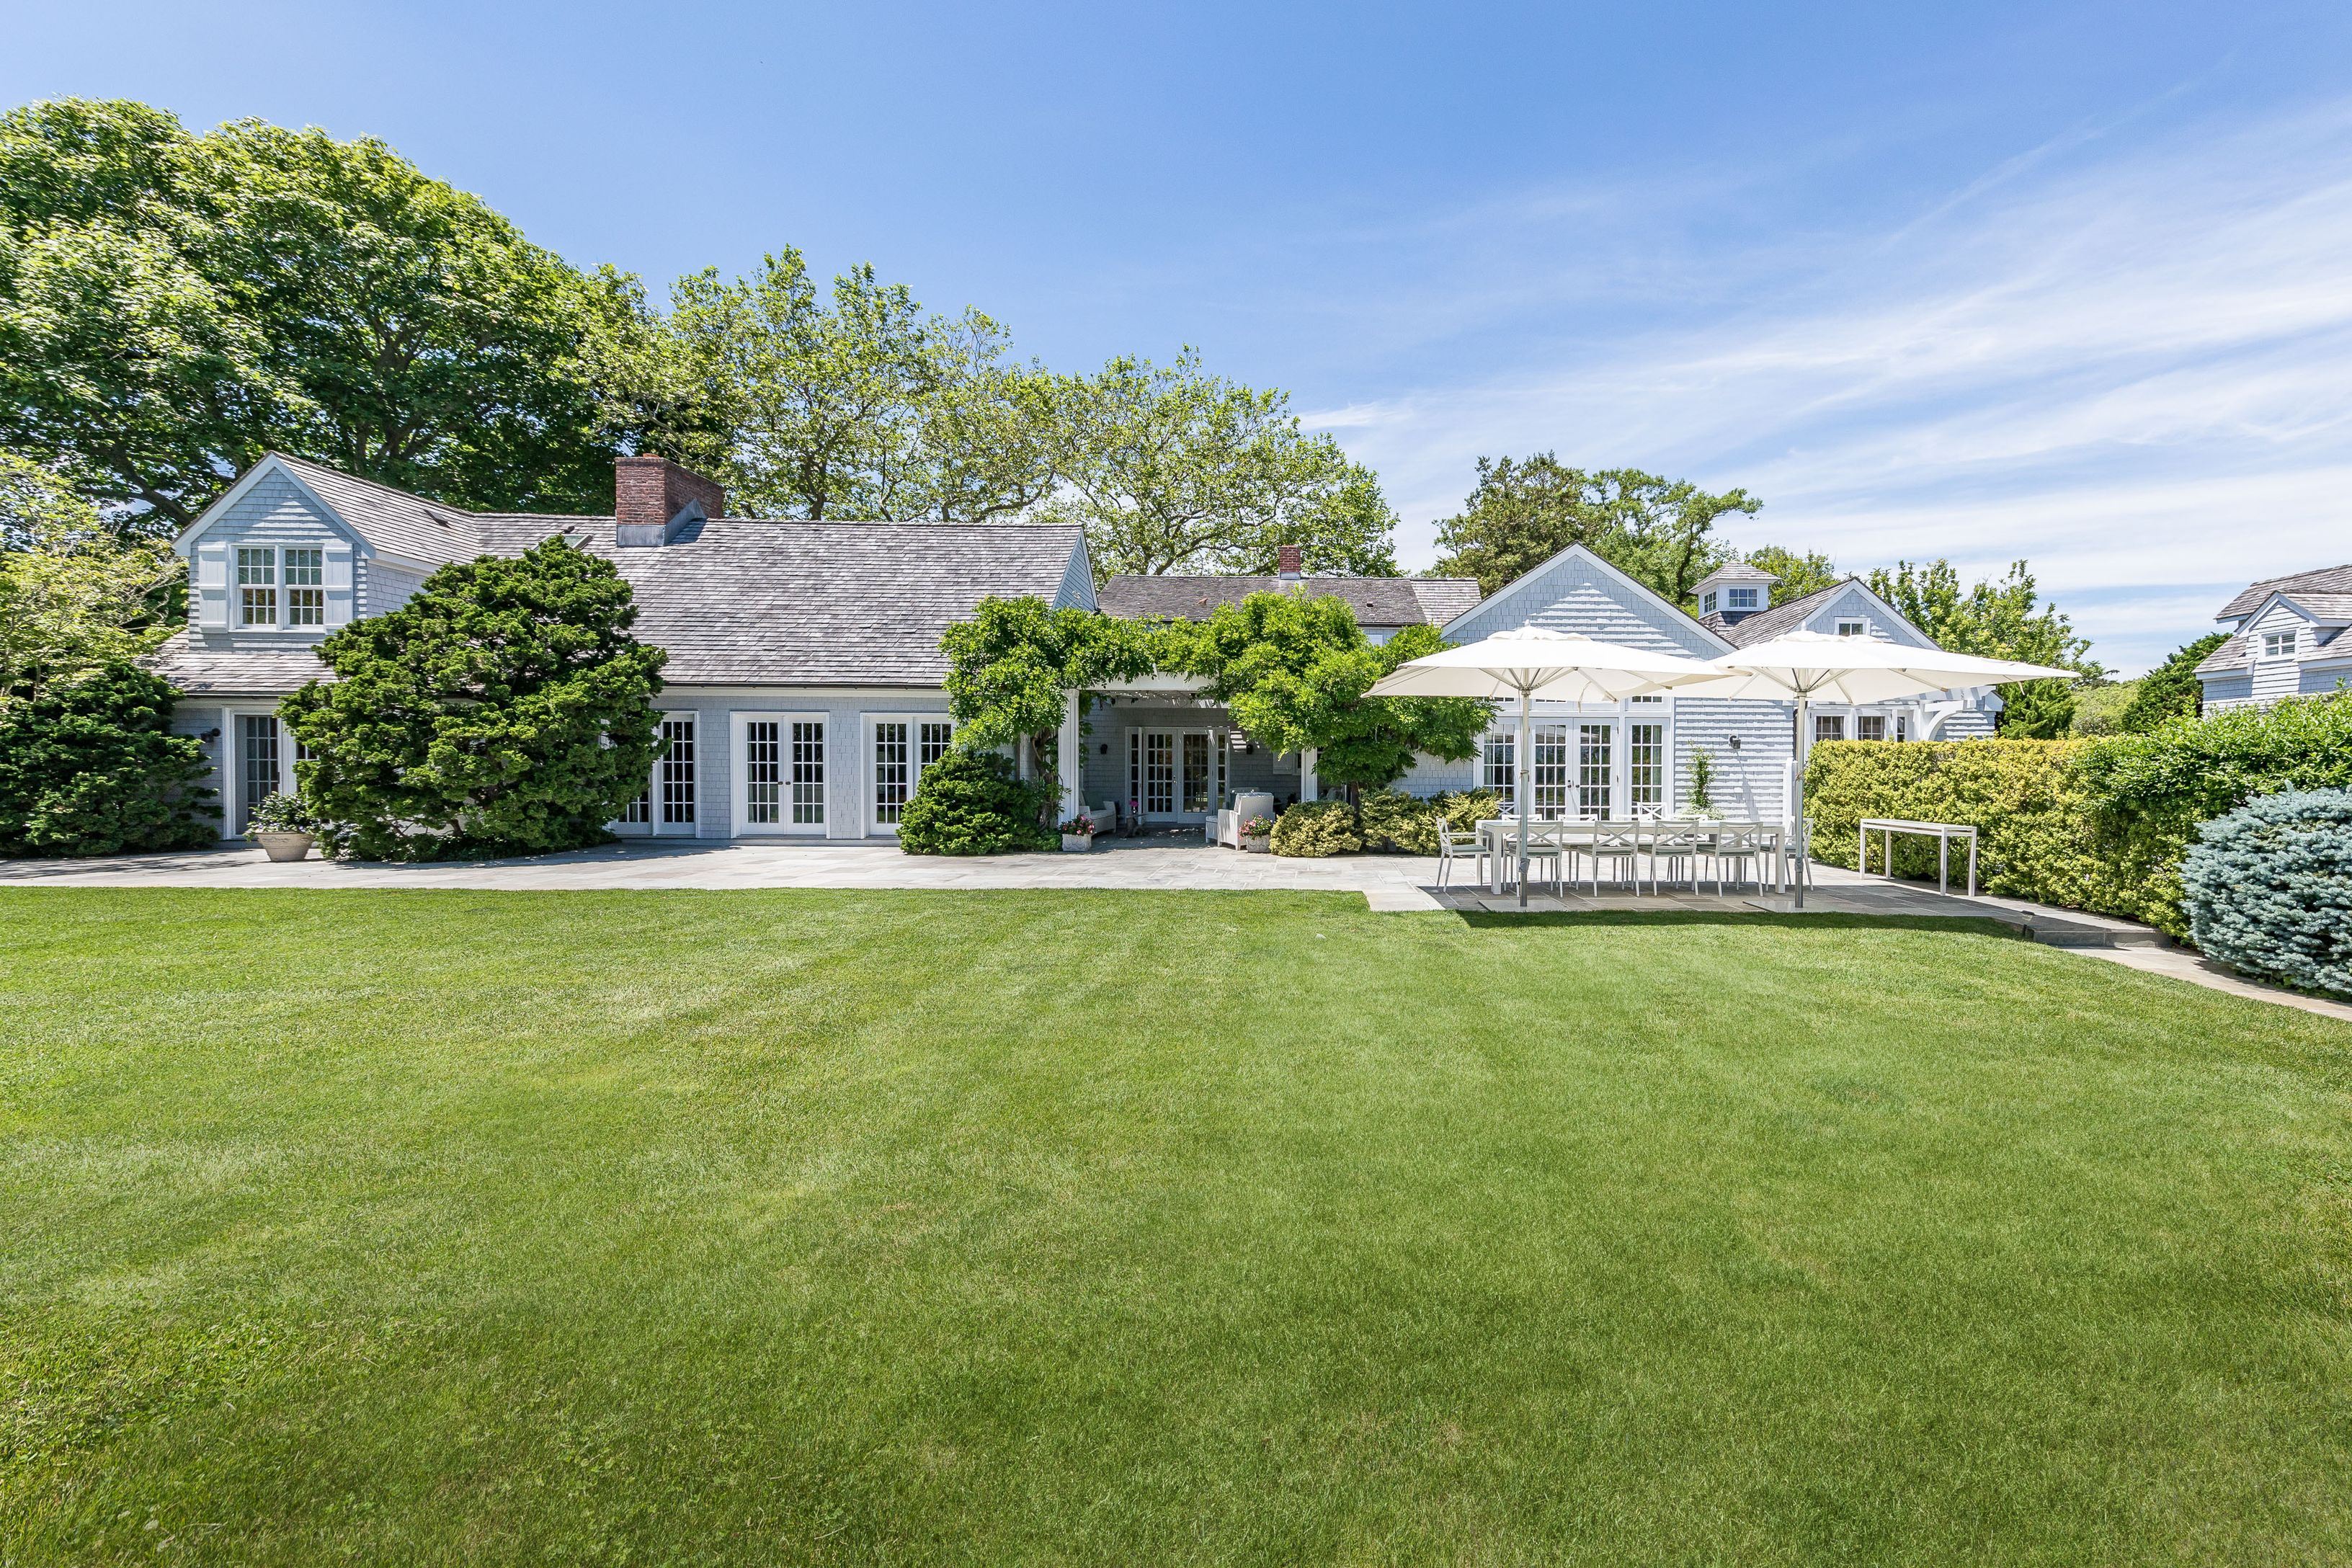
1128;729;1225;821
867;716;953;836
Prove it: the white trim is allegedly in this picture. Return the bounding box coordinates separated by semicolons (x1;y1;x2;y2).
222;703;302;837
731;710;830;837
613;710;703;837
175;455;372;560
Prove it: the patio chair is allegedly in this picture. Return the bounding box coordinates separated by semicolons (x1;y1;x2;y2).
1434;821;1487;889
1649;820;1706;891
1487;825;1564;895
1706;824;1770;894
1586;821;1644;895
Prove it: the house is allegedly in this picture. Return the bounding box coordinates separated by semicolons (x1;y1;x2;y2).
150;453;1094;839
2194;563;2352;710
1072;550;2000;830
150;450;2004;845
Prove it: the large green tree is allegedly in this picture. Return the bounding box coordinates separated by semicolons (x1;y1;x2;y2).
2120;633;2229;732
670;251;1062;523
1171;592;1487;796
281;537;667;860
1048;349;1399;579
0;98;684;525
1739;544;1843;605
939;596;1159;780
1430;454;1759;603
1865;559;2101;739
0;454;182;700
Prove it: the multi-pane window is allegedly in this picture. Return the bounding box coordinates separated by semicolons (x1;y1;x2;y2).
237;713;280;834
237;548;277;625
1137;730;1175;815
1835;618;1866;637
1727;587;1759;610
660;718;697;824
1532;725;1571;819
919;721;952;776
1701;592;1718;616
2263;630;2297;658
623;784;653;824
1814;715;1847;743
745;721;783;824
1855;715;1887;742
284;548;324;625
1482;729;1515;806
790;721;824;825
1628;722;1665;811
1576;723;1613;819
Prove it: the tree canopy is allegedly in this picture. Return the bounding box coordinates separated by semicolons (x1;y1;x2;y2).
1170;593;1488;795
1865;559;2101;738
0;453;182;700
1738;545;1843;606
1430;454;1760;603
940;597;1159;758
1046;349;1399;579
0;98;685;525
281;537;667;859
2120;633;2228;733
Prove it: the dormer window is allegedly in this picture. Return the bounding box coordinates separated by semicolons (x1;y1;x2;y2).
1727;587;1759;610
236;545;328;628
1701;592;1718;615
2262;630;2297;658
1835;618;1866;637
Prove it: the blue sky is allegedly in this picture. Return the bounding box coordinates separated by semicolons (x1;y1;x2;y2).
13;1;2352;672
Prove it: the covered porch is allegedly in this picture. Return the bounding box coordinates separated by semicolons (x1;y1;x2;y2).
1049;674;1327;838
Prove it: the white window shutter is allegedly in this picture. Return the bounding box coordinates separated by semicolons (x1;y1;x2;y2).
324;544;356;625
193;541;230;629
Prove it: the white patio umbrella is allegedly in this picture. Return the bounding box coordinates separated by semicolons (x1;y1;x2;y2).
1682;630;2077;907
1368;627;1722;906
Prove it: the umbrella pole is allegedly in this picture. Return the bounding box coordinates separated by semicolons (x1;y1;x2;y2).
1517;688;1532;909
1793;692;1809;910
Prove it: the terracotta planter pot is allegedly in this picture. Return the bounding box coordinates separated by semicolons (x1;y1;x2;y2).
254;831;315;863
1061;833;1094;852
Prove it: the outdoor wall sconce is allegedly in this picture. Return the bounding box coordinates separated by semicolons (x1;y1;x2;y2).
1727;736;1742;750
198;728;221;743
1099;742;1110;755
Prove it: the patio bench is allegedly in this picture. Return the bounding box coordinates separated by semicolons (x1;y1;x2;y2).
1856;817;1978;896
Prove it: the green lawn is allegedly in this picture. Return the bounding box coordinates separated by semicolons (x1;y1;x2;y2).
4;891;2349;1565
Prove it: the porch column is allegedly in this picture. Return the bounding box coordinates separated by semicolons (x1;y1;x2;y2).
1059;689;1084;823
1300;746;1319;803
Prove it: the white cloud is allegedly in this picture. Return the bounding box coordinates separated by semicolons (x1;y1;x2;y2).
1311;101;2352;674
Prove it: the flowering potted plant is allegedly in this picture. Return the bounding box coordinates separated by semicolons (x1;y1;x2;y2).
1238;814;1275;853
1059;814;1096;852
246;792;319;863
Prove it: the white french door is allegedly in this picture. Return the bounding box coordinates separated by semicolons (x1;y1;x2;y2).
1127;729;1225;820
1481;709;1675;820
867;715;953;835
733;712;829;837
620;713;700;836
227;709;310;836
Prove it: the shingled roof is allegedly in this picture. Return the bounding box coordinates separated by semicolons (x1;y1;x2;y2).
2217;564;2352;620
1097;574;1480;629
1704;580;1857;647
168;456;1092;689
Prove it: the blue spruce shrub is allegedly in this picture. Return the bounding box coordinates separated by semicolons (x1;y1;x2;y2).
2181;788;2352;998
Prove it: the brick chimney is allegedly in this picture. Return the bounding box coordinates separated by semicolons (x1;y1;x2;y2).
614;455;725;547
1276;544;1304;580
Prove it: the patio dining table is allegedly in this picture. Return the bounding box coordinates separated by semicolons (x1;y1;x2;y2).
1476;817;1788;896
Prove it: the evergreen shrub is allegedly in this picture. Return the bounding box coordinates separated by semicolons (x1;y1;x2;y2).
898;749;1055;855
0;662;216;855
2181;789;2352;999
1270;800;1362;858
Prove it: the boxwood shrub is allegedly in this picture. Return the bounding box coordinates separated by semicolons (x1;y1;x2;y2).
2181;788;2352;999
897;749;1056;855
1356;787;1502;855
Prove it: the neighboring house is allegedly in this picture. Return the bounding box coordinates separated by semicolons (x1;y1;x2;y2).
2195;563;2352;711
148;451;2006;845
148;453;1093;840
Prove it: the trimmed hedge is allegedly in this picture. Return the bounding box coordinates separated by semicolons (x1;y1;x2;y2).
897;749;1056;855
1806;691;2352;937
2181;788;2352;998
